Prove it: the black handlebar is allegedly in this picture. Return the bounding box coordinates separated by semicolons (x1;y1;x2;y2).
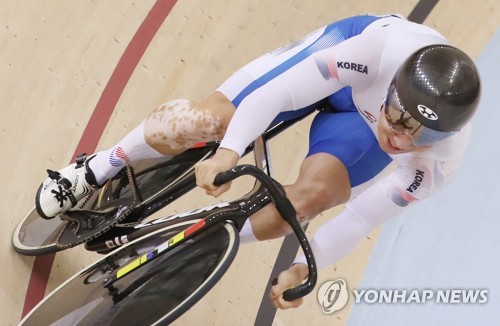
213;165;317;302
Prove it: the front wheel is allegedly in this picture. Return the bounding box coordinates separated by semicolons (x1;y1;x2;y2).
20;221;239;325
12;207;65;255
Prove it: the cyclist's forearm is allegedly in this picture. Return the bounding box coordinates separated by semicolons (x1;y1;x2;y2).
294;181;405;269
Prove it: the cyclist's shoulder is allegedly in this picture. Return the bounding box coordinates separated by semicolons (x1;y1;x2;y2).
408;123;471;162
387;125;471;194
324;14;404;32
380;134;469;203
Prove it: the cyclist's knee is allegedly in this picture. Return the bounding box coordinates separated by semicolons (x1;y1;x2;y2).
199;91;235;132
289;183;342;224
288;155;351;223
144;92;235;154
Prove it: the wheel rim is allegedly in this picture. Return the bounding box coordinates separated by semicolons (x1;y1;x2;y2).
12;207;65;255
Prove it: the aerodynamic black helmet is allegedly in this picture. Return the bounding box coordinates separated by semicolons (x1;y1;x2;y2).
391;44;481;133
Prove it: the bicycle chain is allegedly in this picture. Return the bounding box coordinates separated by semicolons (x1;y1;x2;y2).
55;166;140;250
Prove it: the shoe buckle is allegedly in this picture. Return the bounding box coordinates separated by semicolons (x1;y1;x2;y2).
47;169;61;181
59;177;72;191
75;153;87;168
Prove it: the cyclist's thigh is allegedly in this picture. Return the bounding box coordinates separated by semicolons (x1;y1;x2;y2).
307;110;392;188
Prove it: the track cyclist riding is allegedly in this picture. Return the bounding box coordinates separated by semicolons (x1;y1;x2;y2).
31;14;482;311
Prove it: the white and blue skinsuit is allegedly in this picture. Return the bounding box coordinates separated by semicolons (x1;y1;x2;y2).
216;14;470;268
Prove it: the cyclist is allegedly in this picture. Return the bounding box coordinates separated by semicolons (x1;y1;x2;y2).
35;14;481;310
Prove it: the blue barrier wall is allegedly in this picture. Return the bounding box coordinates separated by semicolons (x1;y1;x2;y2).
348;29;500;326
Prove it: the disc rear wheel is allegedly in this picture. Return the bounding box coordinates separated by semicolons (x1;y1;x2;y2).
20;221;239;325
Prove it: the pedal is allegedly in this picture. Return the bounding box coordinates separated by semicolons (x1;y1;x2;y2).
60;210;100;235
56;166;140;249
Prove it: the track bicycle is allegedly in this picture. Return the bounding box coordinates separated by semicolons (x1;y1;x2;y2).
19;164;318;325
12;104;321;256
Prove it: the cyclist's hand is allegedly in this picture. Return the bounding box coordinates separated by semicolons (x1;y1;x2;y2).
269;263;309;310
194;148;239;197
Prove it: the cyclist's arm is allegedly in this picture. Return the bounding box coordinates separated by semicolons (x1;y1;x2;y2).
293;155;461;270
218;30;386;156
218;59;343;156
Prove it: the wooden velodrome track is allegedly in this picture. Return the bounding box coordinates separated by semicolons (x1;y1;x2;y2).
1;0;498;325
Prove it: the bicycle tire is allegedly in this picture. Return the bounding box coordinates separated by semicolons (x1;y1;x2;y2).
12;207;65;255
13;146;216;256
20;221;239;325
11;167;136;256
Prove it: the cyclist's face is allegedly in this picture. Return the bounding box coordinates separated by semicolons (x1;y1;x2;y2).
376;85;436;154
377;103;430;154
377;84;457;151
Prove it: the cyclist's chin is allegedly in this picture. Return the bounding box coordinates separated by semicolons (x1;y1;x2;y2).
378;134;412;154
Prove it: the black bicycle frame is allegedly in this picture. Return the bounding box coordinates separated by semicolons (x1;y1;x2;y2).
133;105;320;221
84;105;320;252
102;165;317;302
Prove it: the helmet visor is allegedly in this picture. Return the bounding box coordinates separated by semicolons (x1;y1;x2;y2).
384;86;457;146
